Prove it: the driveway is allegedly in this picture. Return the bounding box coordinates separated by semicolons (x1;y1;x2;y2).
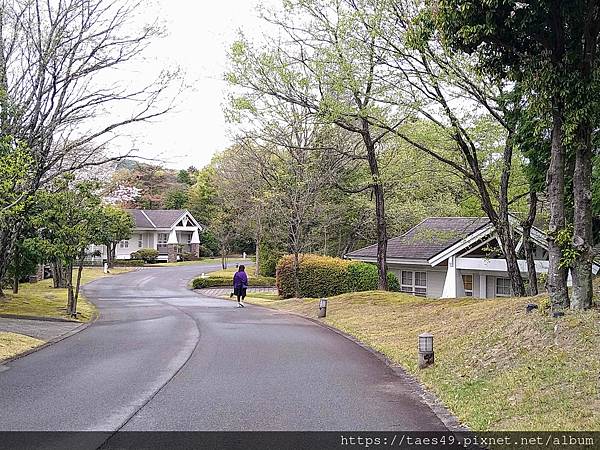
0;263;447;434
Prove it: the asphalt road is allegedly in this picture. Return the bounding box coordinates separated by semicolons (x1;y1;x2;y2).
0;263;446;434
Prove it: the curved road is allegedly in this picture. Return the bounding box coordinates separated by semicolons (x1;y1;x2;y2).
0;263;446;432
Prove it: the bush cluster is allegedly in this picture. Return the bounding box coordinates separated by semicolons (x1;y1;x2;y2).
130;248;159;264
192;275;276;289
276;254;400;298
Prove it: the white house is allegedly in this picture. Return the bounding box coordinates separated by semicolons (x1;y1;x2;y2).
91;209;203;263
346;217;598;299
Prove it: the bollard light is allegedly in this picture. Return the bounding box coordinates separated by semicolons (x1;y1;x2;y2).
418;332;434;369
318;298;328;318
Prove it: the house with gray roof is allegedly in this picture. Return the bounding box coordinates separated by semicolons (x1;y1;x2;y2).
346;217;599;299
92;209;203;263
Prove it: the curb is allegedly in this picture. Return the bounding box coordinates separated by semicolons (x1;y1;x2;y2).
0;314;80;323
0;269;123;366
193;289;467;433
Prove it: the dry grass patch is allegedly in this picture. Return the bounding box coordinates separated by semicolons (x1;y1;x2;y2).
245;291;600;431
0;332;45;360
0;267;132;322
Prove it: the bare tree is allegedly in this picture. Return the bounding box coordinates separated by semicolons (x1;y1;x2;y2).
0;0;179;293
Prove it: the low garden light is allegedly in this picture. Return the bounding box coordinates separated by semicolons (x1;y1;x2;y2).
418;332;434;369
318;298;328;318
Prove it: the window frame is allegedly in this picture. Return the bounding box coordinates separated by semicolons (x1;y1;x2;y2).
462;274;473;297
496;277;511;297
400;270;427;297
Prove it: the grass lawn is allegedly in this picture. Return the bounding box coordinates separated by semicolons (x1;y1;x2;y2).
0;267;133;322
207;265;256;278
0;331;45;360
151;257;225;267
243;289;600;431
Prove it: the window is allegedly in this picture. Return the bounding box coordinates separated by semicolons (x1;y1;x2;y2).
119;240;129;249
496;278;511;297
462;274;473;297
157;233;168;245
401;270;427;297
138;234;143;248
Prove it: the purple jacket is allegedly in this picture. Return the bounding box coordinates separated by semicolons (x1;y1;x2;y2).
233;271;248;289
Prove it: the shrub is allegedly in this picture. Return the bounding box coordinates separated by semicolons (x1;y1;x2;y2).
198;245;213;257
259;245;284;277
276;254;400;298
130;248;159;264
192;275;276;289
113;259;145;267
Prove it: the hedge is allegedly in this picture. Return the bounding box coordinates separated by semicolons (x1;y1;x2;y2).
113;259;145;267
276;254;400;298
192;275;276;289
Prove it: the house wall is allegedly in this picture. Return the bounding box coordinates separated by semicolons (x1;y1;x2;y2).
388;264;447;298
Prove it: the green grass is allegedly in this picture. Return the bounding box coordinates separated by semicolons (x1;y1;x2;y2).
0;331;45;361
243;290;600;431
151;257;223;267
0;267;133;322
207;265;256;278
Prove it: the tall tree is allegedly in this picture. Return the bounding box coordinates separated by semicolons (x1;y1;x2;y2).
434;0;599;309
227;0;404;289
0;0;177;290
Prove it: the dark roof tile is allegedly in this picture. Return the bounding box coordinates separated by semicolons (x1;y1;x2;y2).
347;217;490;261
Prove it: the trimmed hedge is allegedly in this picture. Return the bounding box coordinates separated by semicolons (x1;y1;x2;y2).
276;254;400;298
192;275;276;289
113;259;145;267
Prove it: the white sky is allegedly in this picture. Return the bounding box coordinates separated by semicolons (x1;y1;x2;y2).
111;0;278;170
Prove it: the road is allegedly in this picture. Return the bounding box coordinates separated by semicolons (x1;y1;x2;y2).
0;263;446;435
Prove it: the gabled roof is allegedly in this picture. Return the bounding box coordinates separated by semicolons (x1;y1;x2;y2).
125;209;200;230
346;217;490;261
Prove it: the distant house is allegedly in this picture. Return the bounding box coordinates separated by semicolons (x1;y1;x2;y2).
346;217;598;299
91;209;203;263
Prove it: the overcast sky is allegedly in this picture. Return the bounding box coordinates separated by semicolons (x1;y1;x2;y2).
113;0;277;170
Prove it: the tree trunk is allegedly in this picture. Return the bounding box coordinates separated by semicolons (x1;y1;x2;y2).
12;271;18;294
255;223;261;277
52;259;68;288
522;191;539;296
547;99;570;309
362;125;388;291
293;251;301;298
74;253;85;310
66;261;75;316
571;125;593;309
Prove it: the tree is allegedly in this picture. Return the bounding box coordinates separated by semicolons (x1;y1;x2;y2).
0;0;177;294
433;0;599;309
35;179;104;316
97;206;134;268
227;0;405;289
0;138;32;297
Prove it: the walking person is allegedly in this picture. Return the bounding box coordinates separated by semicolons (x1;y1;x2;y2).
233;265;248;308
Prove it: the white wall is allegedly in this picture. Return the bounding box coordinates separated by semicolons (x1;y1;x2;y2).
388;263;446;298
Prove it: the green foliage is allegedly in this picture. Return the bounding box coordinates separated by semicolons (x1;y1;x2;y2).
554;224;579;269
113;259;145;267
0;138;33;221
191;275;276;289
164;189;189;209
130;248;159;264
97;205;134;248
276;254;400;299
259;243;284;277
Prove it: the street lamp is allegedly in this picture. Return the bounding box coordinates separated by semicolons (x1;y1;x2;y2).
418;332;434;368
318;298;328;318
